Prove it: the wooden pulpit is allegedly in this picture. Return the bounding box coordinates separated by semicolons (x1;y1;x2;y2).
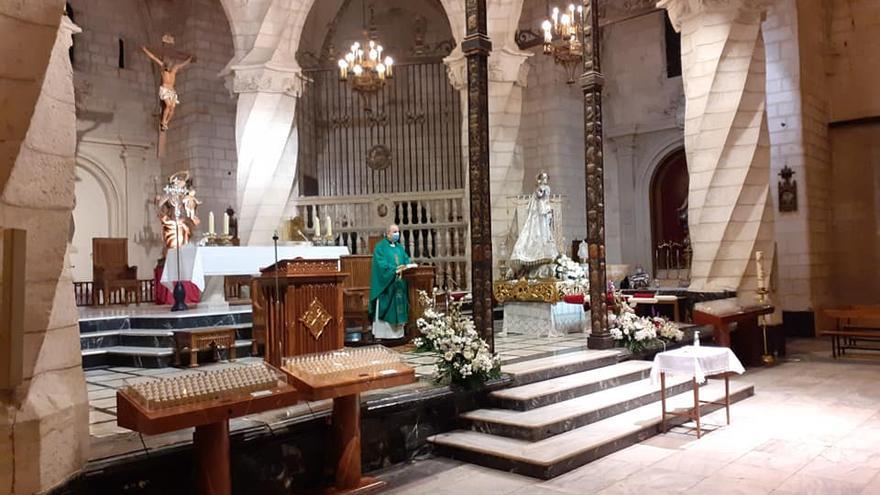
402;265;436;342
255;258;348;367
693;304;775;367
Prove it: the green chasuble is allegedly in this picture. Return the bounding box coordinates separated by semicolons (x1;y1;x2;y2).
369;238;411;325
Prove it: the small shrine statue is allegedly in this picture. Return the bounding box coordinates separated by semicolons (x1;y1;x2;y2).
156;171;200;252
507;172;559;279
142;34;194;132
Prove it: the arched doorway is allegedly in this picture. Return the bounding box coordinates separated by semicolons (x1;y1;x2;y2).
649;148;689;279
71;164;113;282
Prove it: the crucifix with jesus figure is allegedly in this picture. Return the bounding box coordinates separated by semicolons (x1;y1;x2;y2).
141;34;195;156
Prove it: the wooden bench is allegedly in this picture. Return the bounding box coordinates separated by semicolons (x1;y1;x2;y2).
822;307;880;358
173;328;237;367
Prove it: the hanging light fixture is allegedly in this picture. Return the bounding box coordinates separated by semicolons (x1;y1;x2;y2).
540;3;584;84
337;3;394;96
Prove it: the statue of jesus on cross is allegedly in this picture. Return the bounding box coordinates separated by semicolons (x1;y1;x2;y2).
141;34;194;132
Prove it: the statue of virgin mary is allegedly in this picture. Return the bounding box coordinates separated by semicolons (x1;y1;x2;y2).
507;172;559;279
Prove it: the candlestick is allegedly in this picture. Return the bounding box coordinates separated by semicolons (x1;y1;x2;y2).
326;216;332;237
223;212;230;236
314;214;321;237
755;250;765;290
208;212;215;235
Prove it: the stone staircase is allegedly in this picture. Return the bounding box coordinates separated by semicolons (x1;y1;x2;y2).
80;309;254;369
428;350;755;479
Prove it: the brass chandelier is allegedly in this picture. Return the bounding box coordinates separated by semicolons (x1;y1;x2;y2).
540;4;584;84
336;3;394;97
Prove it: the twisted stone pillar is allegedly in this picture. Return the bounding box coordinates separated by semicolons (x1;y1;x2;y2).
228;67;302;245
659;0;776;303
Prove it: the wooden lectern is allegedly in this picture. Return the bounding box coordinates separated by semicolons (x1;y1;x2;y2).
255;258;348;367
402;265;436;342
693;304;775;367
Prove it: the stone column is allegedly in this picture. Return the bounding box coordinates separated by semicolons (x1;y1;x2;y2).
659;0;776;303
228;66;303;245
462;0;495;350
0;14;89;494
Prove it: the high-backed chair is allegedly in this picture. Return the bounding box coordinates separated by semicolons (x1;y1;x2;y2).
92;238;138;305
340;254;373;339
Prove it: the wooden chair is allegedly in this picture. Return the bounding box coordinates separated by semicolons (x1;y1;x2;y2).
340;254;373;337
368;235;383;254
224;275;252;305
92;238;138;305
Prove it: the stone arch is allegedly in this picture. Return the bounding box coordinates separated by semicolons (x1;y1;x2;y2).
634;137;685;270
74;153;123;236
648;148;688;274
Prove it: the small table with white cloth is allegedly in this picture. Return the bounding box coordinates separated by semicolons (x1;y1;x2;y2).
650;345;745;438
161;245;350;293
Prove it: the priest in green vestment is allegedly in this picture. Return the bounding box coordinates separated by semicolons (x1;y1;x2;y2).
369;224;413;340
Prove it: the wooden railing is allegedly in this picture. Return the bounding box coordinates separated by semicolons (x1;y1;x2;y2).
73;279;156;306
287;189;470;290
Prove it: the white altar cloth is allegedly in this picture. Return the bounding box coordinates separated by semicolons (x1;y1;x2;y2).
650;346;744;385
161;245;350;291
501;301;587;337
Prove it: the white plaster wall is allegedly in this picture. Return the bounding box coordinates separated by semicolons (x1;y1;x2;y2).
71;165;110;281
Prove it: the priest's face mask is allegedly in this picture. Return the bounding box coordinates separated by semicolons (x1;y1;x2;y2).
387;225;400;243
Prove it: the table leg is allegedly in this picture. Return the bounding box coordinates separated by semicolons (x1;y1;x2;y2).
693;378;701;439
660;372;667;434
193;420;230;495
229;337;236;361
190;346;198;368
724;375;730;425
329;394;385;495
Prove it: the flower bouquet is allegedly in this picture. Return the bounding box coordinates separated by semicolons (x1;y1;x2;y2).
413;290;501;388
607;290;684;352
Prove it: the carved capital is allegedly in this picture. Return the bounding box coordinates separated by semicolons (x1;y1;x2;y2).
226;64;305;97
488;48;532;87
443;53;468;90
657;0;767;31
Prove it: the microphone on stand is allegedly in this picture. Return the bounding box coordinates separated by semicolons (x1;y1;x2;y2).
272;231;281;356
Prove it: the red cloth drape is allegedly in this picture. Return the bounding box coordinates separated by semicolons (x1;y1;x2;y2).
153;260;201;305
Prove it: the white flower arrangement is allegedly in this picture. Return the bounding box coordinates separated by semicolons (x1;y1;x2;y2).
414;290;501;387
554;254;587;281
607;291;683;352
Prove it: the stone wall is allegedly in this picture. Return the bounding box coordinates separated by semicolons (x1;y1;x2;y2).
518;0;587;253
70;0;164;280
0;5;89;493
69;0;237;280
162;0;238;227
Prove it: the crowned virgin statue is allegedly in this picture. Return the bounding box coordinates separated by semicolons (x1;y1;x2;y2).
507;172;559;279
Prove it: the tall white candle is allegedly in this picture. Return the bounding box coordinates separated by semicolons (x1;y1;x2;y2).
208;212;215;235
755;251;765;289
326;216;332;237
223;212;230;236
314;214;321;237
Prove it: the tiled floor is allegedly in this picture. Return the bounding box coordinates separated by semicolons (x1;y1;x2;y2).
85;329;590;459
378;338;880;494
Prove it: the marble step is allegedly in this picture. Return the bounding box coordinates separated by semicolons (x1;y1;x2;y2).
466;375;694;441
81;339;254;369
430;379;755;479
491;360;654;411
80;324;253;350
501;349;623;387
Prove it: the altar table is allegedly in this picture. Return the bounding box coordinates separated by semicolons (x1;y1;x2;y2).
160;245;350;291
651;345;744;438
